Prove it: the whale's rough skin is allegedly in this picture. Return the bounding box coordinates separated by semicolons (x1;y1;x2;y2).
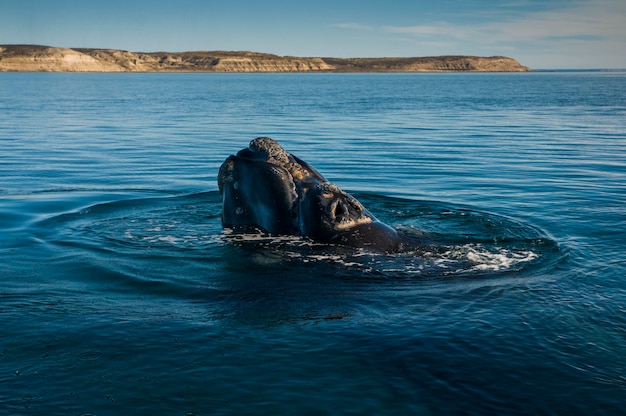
218;137;409;252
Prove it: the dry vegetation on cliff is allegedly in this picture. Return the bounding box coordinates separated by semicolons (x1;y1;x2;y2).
0;45;530;72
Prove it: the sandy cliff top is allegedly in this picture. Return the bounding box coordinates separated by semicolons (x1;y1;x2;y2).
0;45;530;72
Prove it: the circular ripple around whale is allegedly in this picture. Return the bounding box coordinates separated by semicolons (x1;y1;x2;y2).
35;190;562;282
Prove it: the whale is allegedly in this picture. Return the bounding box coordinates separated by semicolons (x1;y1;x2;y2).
218;137;411;252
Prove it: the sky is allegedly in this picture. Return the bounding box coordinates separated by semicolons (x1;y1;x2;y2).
2;0;625;69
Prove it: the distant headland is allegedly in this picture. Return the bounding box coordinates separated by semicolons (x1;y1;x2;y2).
0;45;530;73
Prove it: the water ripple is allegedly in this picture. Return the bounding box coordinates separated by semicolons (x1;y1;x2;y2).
26;190;563;293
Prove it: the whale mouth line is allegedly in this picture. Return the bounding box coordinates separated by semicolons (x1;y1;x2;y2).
333;216;373;231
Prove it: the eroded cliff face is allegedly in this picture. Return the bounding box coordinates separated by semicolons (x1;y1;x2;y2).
0;45;530;72
0;46;126;72
210;56;333;72
323;56;530;72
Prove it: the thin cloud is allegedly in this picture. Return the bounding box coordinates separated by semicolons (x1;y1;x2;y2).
382;23;475;40
381;0;625;44
332;23;374;31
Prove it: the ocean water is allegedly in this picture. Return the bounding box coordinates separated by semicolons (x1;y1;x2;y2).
1;71;625;415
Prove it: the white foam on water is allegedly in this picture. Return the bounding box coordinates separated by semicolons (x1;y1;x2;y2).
438;244;538;272
125;227;540;276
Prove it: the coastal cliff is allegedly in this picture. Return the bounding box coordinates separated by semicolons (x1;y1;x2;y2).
0;45;530;72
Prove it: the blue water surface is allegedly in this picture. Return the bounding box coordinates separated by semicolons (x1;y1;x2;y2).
1;72;625;415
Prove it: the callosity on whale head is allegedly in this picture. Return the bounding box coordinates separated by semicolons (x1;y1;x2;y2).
218;137;407;252
297;182;403;252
